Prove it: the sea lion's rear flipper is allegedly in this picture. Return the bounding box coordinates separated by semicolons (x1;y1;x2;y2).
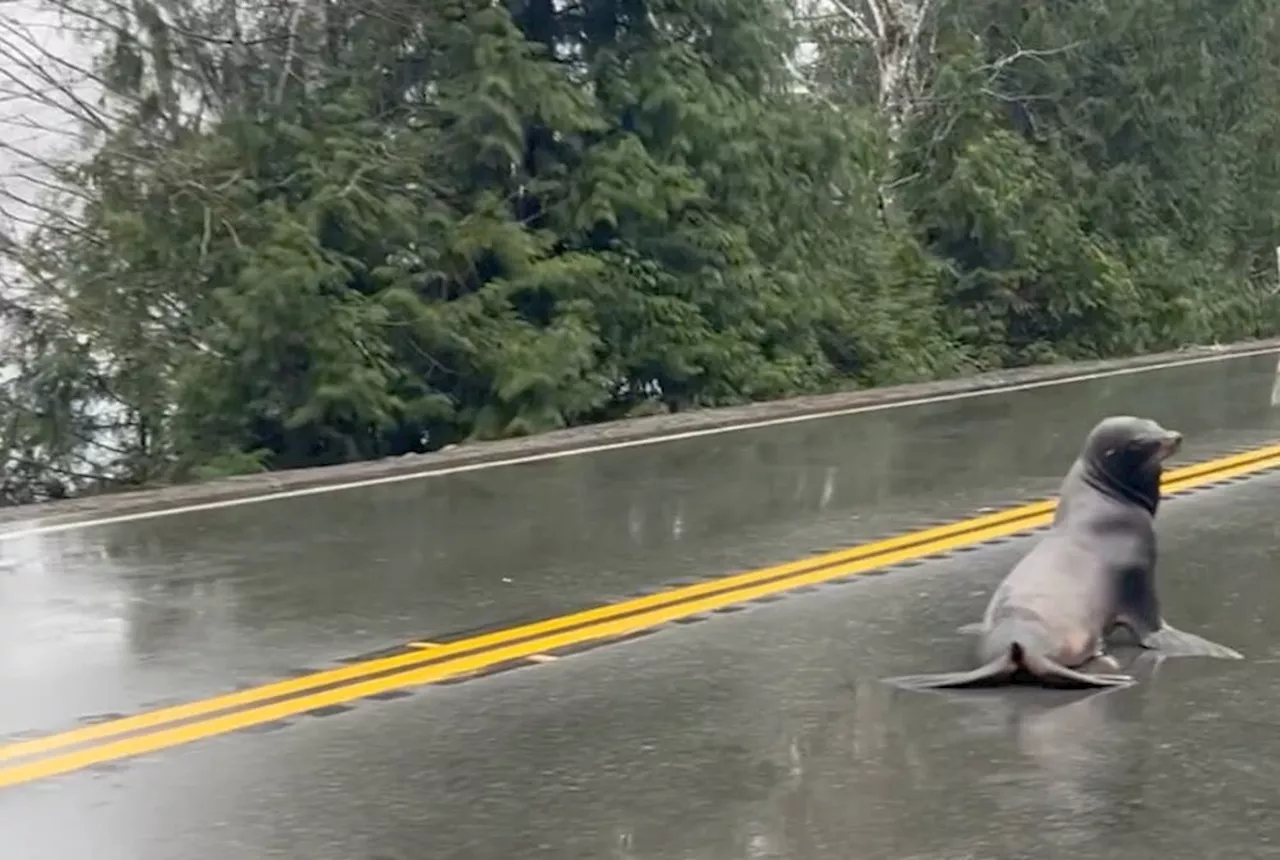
882;652;1134;690
1026;660;1135;689
881;656;1015;690
1140;623;1244;660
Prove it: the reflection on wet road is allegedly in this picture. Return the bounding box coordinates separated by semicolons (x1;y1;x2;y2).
3;350;1280;857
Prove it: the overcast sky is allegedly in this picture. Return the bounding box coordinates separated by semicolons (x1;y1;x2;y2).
0;0;99;239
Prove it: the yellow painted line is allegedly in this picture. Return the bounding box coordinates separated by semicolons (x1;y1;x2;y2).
1;442;1279;787
1;443;1276;766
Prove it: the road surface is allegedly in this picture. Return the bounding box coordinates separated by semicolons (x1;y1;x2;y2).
3;350;1280;857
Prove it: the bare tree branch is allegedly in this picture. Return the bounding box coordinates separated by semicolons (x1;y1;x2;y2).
818;0;876;42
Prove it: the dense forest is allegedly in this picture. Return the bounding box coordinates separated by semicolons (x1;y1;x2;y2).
1;0;1279;505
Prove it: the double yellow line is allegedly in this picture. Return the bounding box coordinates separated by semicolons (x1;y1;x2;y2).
4;441;1280;789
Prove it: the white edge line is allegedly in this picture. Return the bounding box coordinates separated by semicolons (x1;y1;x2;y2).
2;346;1277;541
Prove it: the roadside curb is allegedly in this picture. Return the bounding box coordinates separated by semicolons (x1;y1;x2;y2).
2;338;1278;527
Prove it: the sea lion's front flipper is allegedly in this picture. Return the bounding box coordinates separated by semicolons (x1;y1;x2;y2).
1140;622;1244;660
881;656;1014;690
1103;622;1143;647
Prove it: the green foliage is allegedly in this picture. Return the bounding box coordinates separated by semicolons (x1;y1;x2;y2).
2;0;1280;503
898;0;1280;367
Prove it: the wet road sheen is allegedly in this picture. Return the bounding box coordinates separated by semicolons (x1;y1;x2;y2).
3;352;1280;740
5;458;1280;858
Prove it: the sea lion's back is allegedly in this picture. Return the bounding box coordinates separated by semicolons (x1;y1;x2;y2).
982;530;1112;626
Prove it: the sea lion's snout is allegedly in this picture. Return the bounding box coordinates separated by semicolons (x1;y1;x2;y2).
1156;429;1182;460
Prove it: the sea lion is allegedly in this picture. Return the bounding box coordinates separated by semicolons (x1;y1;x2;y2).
883;415;1239;691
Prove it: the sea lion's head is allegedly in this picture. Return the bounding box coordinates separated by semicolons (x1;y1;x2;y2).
1081;415;1182;512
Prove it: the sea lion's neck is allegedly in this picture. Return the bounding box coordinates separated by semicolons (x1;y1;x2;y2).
1081;458;1160;515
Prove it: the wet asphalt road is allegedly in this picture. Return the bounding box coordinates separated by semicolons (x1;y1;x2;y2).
3;351;1280;857
5;440;1280;858
3;352;1280;741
